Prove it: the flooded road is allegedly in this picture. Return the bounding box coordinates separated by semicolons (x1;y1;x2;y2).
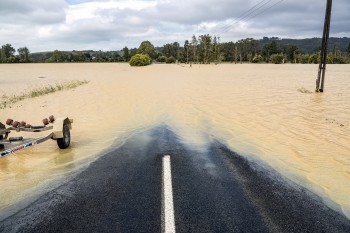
0;63;349;219
2;127;350;232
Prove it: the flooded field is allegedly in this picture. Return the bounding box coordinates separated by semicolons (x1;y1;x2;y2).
0;63;349;219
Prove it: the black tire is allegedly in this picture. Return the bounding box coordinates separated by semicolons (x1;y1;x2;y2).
57;124;70;149
0;135;4;149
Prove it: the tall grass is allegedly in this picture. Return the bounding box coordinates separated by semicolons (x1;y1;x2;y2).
0;80;89;109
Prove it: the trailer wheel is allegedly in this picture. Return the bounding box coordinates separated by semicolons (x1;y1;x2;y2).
57;124;70;149
0;135;3;150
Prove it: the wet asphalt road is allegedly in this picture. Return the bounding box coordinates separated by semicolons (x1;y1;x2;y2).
1;127;350;232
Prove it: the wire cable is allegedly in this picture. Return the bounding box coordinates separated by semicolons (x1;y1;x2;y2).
214;0;274;36
212;0;286;38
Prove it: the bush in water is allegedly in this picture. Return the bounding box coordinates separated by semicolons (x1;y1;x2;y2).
129;54;151;66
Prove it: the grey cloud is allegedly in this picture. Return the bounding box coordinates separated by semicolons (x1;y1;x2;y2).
214;0;350;40
144;0;247;25
0;0;67;25
0;0;349;52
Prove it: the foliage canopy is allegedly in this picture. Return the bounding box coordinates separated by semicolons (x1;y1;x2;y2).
1;37;350;64
129;54;151;66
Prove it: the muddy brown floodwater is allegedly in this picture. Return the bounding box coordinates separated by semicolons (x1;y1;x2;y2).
0;63;349;219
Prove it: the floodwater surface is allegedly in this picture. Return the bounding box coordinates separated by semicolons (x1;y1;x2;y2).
0;63;349;219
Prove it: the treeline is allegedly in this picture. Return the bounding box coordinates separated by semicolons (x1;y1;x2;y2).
260;37;350;54
0;45;125;63
30;50;124;63
1;36;350;64
139;36;350;64
0;44;30;63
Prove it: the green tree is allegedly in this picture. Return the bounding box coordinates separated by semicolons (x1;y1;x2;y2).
71;51;86;62
184;40;190;63
17;47;30;63
347;43;350;55
262;41;280;62
213;36;222;64
84;52;92;62
162;42;180;60
0;48;3;62
308;53;320;64
270;54;285;64
333;55;346;64
162;43;174;58
252;54;263;63
138;41;156;59
1;44;15;62
50;50;67;62
295;54;309;64
327;53;334;64
219;41;235;62
122;46;130;61
7;56;19;63
283;45;298;63
236;38;259;62
191;35;199;64
198;34;212;64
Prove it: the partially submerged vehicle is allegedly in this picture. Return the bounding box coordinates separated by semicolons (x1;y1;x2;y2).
0;116;73;158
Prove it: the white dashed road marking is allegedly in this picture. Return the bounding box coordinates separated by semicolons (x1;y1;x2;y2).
162;155;176;233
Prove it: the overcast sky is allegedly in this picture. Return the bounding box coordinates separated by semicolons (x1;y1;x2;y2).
0;0;349;52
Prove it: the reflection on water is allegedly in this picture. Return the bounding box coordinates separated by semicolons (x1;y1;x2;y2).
0;63;349;219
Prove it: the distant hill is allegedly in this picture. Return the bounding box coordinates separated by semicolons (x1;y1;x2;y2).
259;37;350;53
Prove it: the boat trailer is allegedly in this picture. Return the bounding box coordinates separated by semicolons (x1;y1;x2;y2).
0;116;73;158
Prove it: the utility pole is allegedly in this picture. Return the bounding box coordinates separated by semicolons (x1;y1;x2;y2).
316;0;332;92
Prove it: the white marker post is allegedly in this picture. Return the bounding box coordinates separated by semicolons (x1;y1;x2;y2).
162;155;176;233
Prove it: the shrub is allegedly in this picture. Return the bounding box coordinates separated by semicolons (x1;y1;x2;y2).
295;54;309;64
333;56;347;64
270;54;285;64
157;56;167;63
308;53;320;64
166;56;176;64
129;54;151;66
252;54;263;63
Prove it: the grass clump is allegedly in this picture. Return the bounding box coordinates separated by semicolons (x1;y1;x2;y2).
297;87;313;94
0;80;89;109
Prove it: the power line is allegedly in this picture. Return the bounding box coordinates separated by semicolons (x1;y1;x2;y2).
216;0;284;37
241;0;285;24
214;0;274;35
215;0;269;31
212;0;286;38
